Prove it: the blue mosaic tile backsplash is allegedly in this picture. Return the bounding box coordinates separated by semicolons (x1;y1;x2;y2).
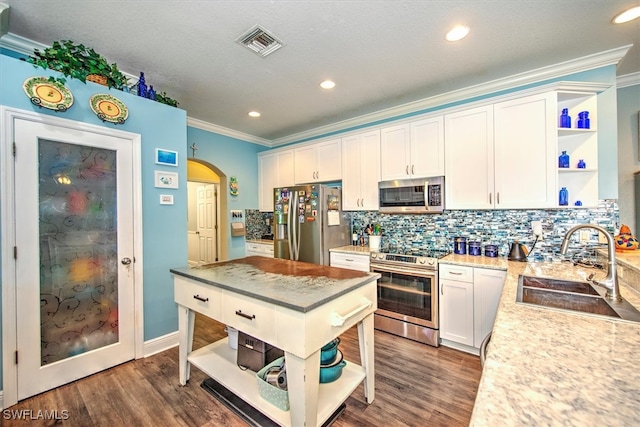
351;200;619;262
246;201;619;262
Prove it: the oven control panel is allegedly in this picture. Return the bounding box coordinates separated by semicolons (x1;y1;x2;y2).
370;253;437;267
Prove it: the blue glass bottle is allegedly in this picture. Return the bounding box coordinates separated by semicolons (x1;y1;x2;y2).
560;108;571;128
148;85;156;100
137;72;148;98
577;111;590;129
577;159;586;169
558;151;570;168
559;187;569;206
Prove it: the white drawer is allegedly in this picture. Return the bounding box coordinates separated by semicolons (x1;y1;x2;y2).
222;291;277;343
245;242;275;258
174;276;222;318
439;264;473;282
330;252;370;272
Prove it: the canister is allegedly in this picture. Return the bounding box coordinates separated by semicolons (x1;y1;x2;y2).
468;241;481;256
484;244;498;257
453;237;467;255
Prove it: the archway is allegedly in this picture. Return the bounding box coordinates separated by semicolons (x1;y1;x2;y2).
187;159;229;263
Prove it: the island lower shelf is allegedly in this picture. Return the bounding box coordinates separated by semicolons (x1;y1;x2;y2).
188;338;366;427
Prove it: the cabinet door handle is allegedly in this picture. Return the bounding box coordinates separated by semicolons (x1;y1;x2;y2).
193;294;209;302
411;165;415;174
406;165;409;175
489;193;492;205
235;310;256;320
497;192;500;204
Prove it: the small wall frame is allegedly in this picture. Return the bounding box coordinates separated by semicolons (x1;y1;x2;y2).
155;148;178;166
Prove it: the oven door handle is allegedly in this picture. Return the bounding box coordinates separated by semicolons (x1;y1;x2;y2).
370;264;436;278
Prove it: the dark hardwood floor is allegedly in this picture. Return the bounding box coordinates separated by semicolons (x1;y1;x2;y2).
3;314;481;426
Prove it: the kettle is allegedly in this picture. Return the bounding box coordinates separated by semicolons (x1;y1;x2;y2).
508;241;529;262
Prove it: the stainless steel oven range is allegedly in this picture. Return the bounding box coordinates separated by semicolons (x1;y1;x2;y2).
369;249;448;347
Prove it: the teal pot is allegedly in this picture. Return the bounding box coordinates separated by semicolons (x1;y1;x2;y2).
320;349;346;383
320;337;340;365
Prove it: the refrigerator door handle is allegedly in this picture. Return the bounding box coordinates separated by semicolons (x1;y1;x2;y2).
287;193;294;260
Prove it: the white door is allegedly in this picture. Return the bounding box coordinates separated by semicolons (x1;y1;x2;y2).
13;119;135;400
197;183;217;263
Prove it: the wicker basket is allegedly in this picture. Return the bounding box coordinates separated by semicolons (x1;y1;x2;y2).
86;74;108;86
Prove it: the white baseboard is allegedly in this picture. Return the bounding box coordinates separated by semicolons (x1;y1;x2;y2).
143;331;179;358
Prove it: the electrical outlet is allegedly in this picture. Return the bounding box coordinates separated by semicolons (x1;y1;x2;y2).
579;230;590;242
531;220;543;241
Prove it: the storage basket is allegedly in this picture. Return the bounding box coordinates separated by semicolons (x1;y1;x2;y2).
256;356;289;411
86;74;108;86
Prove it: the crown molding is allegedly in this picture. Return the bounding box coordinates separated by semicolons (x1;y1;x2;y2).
270;45;632;146
0;32;47;55
2;32;631;146
617;72;640;88
187;117;271;147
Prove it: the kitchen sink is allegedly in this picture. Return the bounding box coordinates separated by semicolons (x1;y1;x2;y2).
516;275;640;323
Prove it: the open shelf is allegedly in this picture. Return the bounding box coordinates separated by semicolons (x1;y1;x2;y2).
188;338;366;427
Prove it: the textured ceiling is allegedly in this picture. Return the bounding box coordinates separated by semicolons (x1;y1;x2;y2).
2;1;640;143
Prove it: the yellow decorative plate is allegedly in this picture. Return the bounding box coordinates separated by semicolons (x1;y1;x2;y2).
89;94;128;124
23;77;74;111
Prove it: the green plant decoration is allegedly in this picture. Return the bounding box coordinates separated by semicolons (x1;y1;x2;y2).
25;40;129;90
155;91;179;107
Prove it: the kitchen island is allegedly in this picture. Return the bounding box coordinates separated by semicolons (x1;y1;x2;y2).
171;256;380;427
443;253;640;425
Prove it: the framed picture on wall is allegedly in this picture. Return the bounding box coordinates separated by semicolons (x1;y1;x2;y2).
154;170;179;189
155;148;178;166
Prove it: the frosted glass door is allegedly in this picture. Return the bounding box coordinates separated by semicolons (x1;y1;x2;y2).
14;119;135;400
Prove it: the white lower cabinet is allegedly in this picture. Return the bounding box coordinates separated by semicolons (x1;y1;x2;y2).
439;264;506;353
329;252;370;272
439;265;475;347
245;241;274;258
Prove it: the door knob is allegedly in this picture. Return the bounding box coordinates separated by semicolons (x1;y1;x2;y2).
121;257;132;265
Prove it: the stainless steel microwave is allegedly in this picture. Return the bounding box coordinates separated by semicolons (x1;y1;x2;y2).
378;177;445;214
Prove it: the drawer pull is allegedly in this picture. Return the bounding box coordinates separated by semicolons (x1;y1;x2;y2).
193;294;209;302
345;258;354;262
330;297;372;327
235;310;256;320
448;271;463;275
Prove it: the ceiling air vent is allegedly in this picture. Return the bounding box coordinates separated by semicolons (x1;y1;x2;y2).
236;25;284;57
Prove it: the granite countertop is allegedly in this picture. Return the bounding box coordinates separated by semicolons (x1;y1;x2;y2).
329;245;372;255
452;255;640;425
171;256;379;312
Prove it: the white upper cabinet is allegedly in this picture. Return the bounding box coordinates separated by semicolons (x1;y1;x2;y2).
342;129;381;210
445;105;495;210
258;149;294;212
380;116;444;181
294;138;342;184
445;92;556;210
493;92;556;209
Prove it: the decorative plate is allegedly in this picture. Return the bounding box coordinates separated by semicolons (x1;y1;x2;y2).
89;94;128;124
23;77;74;112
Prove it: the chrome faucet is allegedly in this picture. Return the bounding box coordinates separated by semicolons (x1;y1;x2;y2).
560;224;621;301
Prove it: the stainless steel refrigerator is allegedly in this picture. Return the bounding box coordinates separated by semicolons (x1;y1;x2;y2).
273;184;349;265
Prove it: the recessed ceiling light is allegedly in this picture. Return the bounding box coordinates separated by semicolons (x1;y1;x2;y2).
320;80;336;89
248;111;261;118
613;6;640;24
445;25;470;42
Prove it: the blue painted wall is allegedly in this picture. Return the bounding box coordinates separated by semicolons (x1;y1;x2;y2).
186;126;268;259
0;55;189;387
